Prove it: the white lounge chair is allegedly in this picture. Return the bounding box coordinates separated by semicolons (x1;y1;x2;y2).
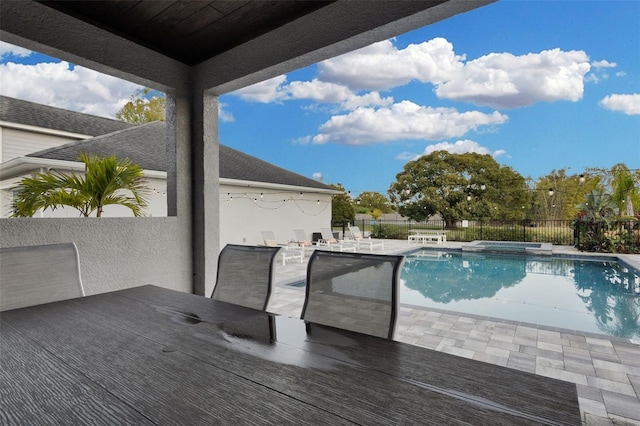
293;229;318;255
261;231;304;265
348;226;384;251
317;228;357;252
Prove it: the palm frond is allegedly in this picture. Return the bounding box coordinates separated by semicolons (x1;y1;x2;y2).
11;152;150;217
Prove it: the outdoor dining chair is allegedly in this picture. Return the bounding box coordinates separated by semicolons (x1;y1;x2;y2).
0;242;85;312
301;250;405;339
211;244;281;311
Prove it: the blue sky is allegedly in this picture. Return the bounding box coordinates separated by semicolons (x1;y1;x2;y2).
1;1;638;197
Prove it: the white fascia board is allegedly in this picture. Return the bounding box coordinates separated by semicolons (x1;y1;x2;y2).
0;121;92;139
0;157;82;180
219;177;340;195
0;156;166;180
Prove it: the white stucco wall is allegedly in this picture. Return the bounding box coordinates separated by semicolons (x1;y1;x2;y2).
219;184;333;248
0;217;191;296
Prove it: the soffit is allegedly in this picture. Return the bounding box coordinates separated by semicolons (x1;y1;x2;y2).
40;1;335;66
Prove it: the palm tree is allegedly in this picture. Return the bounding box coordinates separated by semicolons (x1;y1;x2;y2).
610;164;638;217
11;153;150;217
575;189;619;252
576;188;619;221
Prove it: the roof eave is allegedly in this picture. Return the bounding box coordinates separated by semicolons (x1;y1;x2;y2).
220;177;340;194
0;157;166;181
0;120;93;139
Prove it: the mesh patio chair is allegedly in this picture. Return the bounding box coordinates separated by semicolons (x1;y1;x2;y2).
211;244;281;311
0;242;85;312
301;250;405;339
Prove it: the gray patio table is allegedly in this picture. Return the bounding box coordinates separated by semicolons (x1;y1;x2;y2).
0;285;581;425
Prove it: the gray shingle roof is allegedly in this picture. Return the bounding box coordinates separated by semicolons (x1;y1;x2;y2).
27;121;332;191
1;96;134;136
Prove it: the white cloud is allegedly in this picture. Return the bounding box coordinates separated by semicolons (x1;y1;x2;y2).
312;172;324;181
318;38;463;91
233;76;393;110
435;49;591;108
423;140;505;157
0;41;33;59
219;103;235;122
311;101;508;145
0;61;140;117
233;75;288;103
398;140;506;161
600;93;640;115
592;59;616;68
234;39;595;111
395;152;417;161
292;135;313;145
317;39;593;109
287;79;393;109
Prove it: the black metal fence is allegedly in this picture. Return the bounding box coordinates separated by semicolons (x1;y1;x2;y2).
332;218;640;253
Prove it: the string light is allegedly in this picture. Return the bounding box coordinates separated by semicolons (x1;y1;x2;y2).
217;190;331;216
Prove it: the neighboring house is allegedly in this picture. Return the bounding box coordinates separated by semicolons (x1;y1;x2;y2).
0;96;337;247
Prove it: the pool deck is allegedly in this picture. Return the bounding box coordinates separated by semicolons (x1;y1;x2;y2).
267;239;640;426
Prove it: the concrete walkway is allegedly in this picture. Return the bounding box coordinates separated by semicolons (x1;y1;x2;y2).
267;239;640;425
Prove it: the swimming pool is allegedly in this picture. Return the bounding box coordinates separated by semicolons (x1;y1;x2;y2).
402;251;640;339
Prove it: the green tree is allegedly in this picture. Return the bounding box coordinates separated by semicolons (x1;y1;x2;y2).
11;153;150;217
610;164;639;217
355;191;394;214
575;188;620;252
577;189;619;221
388;151;530;227
531;169;595;221
116;88;166;124
329;183;355;224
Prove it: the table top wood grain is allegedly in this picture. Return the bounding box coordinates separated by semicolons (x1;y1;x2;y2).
0;285;581;425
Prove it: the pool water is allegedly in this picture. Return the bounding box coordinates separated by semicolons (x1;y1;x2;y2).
402;251;640;339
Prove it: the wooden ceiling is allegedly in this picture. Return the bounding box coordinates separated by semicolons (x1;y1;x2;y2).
40;1;334;66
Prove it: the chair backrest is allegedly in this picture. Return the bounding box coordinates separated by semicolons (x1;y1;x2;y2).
301;250;405;339
349;226;363;240
293;229;313;247
0;243;85;312
320;228;338;243
212;244;281;311
261;231;279;247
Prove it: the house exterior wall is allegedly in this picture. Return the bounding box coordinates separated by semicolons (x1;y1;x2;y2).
1;127;84;163
219;185;333;248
